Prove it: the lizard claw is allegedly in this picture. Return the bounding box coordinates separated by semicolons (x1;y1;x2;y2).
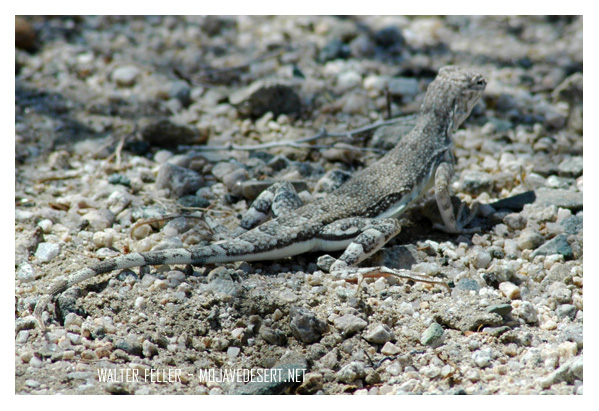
434;199;481;234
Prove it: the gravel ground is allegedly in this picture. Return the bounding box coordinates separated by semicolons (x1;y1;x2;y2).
15;16;583;395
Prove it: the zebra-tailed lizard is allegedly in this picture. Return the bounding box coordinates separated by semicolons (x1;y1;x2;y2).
34;66;486;329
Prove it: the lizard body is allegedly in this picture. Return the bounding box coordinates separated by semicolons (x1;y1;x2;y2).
34;66;486;327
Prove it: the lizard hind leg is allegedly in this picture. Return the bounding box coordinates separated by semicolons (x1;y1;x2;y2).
237;181;303;232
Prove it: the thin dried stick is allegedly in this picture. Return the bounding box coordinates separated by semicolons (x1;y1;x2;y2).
188;117;406;152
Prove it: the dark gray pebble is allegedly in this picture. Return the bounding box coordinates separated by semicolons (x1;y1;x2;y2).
230;80;301;119
561;215;583;235
555;304;577;320
319;38;351;62
115;336;143;357
531;234;573;259
259;326;287;346
490;190;536;212
374;26;405;50
485;303;513;318
141;118;205;147
156;163;203;197
107;174;131;187
177;195;211;209
289;306;328;344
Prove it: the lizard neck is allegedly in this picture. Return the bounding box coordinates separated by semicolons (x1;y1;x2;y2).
413;105;455;146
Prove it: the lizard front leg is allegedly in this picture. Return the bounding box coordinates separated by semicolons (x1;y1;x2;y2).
433;161;479;234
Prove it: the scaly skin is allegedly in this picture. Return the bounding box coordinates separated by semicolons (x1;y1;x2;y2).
34;66;486;328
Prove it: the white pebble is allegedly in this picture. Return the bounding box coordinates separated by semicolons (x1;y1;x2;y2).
37;219;53;233
473;250;492;269
381;342;401;355
92;231;114;248
67;333;82;345
64;313;83;328
543;254;563;270
398;302;414;316
513;300;538;324
472;349;492;368
15;209;34;221
504;239;519;256
337;70;362;91
16;330;29;344
363;75;388;91
16;262;37;282
231;328;245;339
499;282;521;299
111;65;140;87
374;277;387;291
227;347;240;358
558;341;577;359
545;222;564;235
272;309;284;321
134;297;146;309
412;262;440;276
385;361;402;376
35;242;60;262
556;208;572;223
540;319;557;330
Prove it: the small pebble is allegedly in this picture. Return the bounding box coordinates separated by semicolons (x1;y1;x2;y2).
499;282;521;299
16;330;30;344
472;348;493;368
81;209;115;231
333;314;367;335
336;361;366;383
513;301;538;324
37;219;53;233
517;228;545;251
156;163;203;197
226;346;241;358
531;234;573;259
421;323;444;347
336;71;362;91
289;307;328;343
34;242;60;262
364;324;393;344
25;379;41;389
381;342;401;355
111;65;141;87
16;262;37;282
472;250;492;269
558;156;583;178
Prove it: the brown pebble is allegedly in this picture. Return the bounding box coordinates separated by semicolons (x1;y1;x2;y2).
16;17;35;51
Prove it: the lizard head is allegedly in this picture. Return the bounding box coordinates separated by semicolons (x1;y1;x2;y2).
423;66;486;132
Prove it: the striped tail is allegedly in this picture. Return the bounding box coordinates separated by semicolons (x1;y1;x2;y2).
33;245;228;329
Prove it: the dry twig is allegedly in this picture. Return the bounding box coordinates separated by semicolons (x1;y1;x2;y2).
187;117;406;152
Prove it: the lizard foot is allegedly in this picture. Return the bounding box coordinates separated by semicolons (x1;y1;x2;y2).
434;199;480;234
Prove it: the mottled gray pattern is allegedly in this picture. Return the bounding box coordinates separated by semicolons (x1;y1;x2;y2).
35;66;485;327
